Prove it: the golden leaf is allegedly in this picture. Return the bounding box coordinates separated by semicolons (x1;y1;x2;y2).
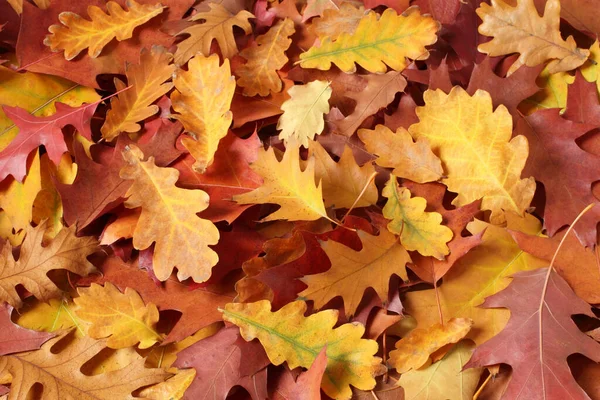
119;146;219;282
222;300;384;399
310;2;365;40
74;283;162;349
0;334;169;399
299;8;438;73
408;86;536;224
519;65;573;115
101;46;176;141
476;0;589;75
0;151;41;246
383;176;453;259
173;3;254;65
44;0;165;60
277;80;332;147
309;141;377;209
581;40;600;95
139;368;196;400
14;297;87;338
388;318;472;373
300;229;410;317
398;340;483;400
236;18;295;97
233;145;329;222
358;124;442;183
0;223;98;308
171;54;235;173
403;214;547;345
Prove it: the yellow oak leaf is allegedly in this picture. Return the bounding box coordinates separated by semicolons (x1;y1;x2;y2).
171;53;235;173
388;318;472;373
277;80;332;147
139;368;196;400
6;0;48;15
0;66;99;151
74;283;162;349
310;2;365;40
14;296;88;338
309;141;377;209
119;146;219;282
383;176;453;259
408;86;536;224
0;334;169;399
32;153;78;242
233;145;329;222
101;46;176;141
581;40;600;95
99;208;140;245
398;340;482;400
0;222;99;308
0;151;41;246
173;3;254;65
300;229;411;317
44;0;165;60
403;213;546;345
519;65;573;115
299;7;438;73
222;300;385;399
476;0;589;75
358;124;442;183
236;18;295;97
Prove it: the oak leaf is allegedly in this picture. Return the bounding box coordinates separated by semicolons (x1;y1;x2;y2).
44;0;165;60
236;18;295;97
389;318;472;373
383;176;453;259
0;222;98;309
581;40;600;94
0;304;54;356
101;46;175;141
310;2;364;40
515;108;600;248
269;347;327;399
88;257;234;344
302;0;338;21
409;86;536;224
309;140;377;209
404;214;547;345
13;296;87;338
519;65;573;115
233;145;329;222
171;53;235;173
299;8;438;73
403;181;483;283
222;300;385;399
0;101;97;182
300;228;410;317
0;151;41;245
0;66;99;151
173;326;270;400
358;124;442;184
476;0;589;74
172;3;254;65
399;340;482;400
466;269;600;399
277;80;332;147
119;145;219;282
0;333;169;399
74;282;162;349
331;70;407;137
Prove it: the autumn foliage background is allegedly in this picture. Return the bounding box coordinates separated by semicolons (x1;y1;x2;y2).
2;0;600;398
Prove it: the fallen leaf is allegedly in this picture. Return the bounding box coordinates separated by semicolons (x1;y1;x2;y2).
171;53;235;173
383;175;453;259
120;145;219;282
222;300;385;399
44;0;165;60
299;8;438;73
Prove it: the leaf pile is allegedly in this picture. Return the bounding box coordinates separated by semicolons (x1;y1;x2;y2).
2;0;600;398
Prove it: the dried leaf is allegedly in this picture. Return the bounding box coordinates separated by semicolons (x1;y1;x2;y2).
44;0;165;60
120;145;220;282
171;53;235;173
